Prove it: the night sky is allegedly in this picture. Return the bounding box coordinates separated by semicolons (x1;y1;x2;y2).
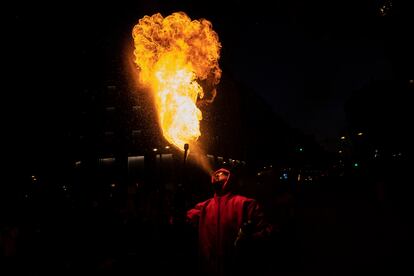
9;0;412;153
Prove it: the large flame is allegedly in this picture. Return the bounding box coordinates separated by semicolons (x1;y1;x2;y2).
132;12;221;151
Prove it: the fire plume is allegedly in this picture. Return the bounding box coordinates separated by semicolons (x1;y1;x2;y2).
132;12;221;151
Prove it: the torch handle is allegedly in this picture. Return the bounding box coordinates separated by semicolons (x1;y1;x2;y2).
183;143;189;165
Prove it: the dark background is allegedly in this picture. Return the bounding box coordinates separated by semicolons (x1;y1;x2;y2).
3;0;413;275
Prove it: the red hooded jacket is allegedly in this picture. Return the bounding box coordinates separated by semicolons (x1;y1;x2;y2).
186;168;273;275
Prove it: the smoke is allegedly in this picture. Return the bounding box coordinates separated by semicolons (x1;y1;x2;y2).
187;143;213;174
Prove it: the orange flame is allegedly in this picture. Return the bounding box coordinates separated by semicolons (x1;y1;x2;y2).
132;12;221;151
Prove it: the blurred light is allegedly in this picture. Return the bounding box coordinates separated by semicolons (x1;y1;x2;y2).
207;154;214;163
340;136;346;140
128;156;145;172
357;132;363;136
165;146;170;149
410;80;414;84
98;157;115;165
299;147;303;152
132;129;142;136
153;148;158;152
132;105;141;111
379;0;392;16
353;162;359;167
338;150;342;154
111;183;116;188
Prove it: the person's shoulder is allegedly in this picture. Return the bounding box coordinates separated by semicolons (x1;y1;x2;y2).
194;197;213;207
232;194;256;204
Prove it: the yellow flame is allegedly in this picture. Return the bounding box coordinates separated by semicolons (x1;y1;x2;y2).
132;12;221;151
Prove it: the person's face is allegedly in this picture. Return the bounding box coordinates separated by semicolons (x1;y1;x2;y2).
213;170;229;184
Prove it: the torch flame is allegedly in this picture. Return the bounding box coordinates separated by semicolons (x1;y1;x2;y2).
132;12;221;151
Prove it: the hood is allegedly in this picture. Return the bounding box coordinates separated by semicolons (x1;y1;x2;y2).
211;168;232;195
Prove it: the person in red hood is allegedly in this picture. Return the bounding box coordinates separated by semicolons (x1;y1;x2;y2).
186;168;274;276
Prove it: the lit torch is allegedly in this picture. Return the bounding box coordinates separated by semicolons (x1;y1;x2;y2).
132;12;222;152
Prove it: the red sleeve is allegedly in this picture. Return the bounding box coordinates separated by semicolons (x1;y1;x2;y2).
246;200;275;240
186;201;205;225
